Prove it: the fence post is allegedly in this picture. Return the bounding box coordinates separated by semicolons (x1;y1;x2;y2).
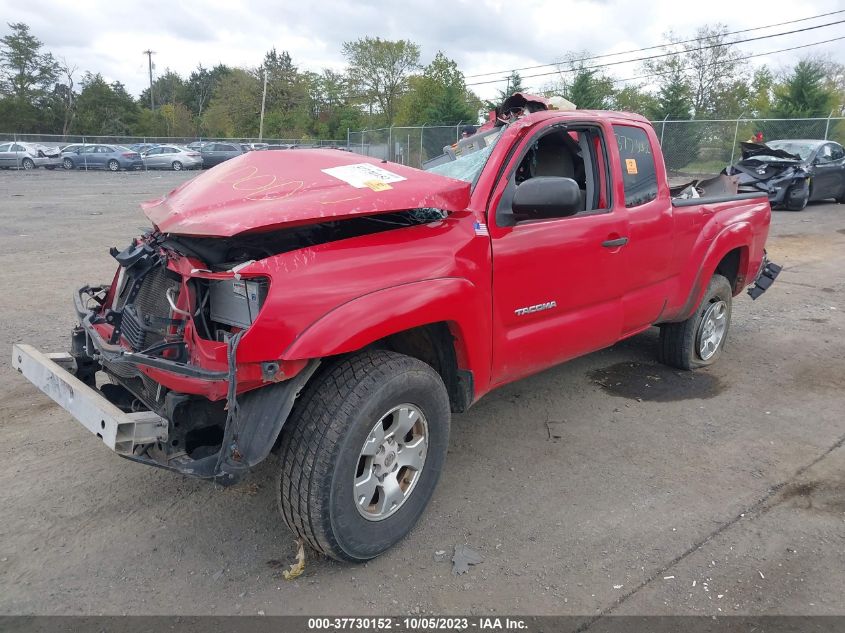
420;124;425;168
388;126;393;162
361;129;365;156
824;109;834;140
346;127;350;150
729;113;745;166
660;114;669;145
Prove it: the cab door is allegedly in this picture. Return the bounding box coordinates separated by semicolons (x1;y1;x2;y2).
489;122;627;385
811;143;845;200
610;124;675;334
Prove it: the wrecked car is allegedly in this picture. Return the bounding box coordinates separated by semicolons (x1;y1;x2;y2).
726;139;845;210
0;142;62;169
13;109;779;562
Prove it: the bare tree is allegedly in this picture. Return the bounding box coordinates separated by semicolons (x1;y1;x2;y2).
56;57;77;135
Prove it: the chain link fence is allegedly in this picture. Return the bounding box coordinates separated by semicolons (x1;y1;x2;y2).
0;133;345;147
348;118;845;174
347;126;464;168
653;116;845;177
5;117;844;177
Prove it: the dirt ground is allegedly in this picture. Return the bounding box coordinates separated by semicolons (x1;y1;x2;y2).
0;169;843;618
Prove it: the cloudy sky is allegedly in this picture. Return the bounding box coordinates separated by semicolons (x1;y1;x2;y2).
3;0;845;101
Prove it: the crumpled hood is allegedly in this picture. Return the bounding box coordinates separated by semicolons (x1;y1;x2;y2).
740;142;802;162
142;149;471;237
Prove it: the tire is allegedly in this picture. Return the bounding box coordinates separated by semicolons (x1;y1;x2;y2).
62;157;74;170
277;350;450;561
784;182;809;211
171;160;183;171
107;159;120;172
658;274;733;370
21;158;35;170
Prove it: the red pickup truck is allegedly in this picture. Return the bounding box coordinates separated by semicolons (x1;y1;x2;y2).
13;109;779;561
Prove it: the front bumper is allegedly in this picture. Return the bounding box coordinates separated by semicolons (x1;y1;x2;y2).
11;344;168;455
33;156;62;168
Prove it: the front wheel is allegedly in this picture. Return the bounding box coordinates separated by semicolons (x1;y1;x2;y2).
658;274;733;370
107;159;120;172
277;350;450;561
784;181;809;211
62;157;74;170
171;160;183;171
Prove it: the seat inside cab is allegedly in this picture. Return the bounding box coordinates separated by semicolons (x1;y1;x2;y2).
515;130;590;212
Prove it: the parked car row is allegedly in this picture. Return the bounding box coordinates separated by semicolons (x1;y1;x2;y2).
0;142;269;171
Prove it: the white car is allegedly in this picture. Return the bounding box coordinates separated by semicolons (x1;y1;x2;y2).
0;142;62;169
141;145;203;171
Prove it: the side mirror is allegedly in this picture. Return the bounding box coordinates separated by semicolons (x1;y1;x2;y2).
511;177;582;221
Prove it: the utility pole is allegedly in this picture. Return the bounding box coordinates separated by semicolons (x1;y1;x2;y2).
259;67;268;141
143;50;155;110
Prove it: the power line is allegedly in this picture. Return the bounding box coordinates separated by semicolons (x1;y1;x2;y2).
466;17;845;86
466;9;845;78
595;35;845;87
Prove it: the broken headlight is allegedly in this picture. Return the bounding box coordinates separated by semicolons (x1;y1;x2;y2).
208;277;269;329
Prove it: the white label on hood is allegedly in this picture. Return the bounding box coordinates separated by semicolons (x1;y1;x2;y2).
322;163;407;189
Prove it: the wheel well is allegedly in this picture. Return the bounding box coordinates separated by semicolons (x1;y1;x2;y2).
715;247;744;293
376;322;472;413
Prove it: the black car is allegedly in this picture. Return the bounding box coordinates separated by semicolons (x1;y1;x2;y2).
199;142;245;168
726;139;845;211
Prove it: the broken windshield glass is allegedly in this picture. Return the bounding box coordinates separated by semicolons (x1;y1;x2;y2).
426;131;502;187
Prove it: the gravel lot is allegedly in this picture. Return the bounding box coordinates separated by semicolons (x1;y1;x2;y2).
1;169;843;618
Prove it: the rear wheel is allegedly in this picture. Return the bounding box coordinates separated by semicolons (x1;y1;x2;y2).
658;274;733;370
784;181;809;211
21;158;35;170
171;160;183;171
277;350;450;561
107;159;120;172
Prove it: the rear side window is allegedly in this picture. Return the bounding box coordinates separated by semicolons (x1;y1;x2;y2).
613;125;658;207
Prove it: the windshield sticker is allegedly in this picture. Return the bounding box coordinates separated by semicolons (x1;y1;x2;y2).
322;163;407;189
625;158;638;175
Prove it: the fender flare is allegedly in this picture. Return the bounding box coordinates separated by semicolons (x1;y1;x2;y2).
674;222;752;321
281;277;490;387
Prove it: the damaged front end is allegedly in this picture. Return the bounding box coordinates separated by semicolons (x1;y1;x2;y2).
725;142;810;210
12;149;472;484
64;233;317;484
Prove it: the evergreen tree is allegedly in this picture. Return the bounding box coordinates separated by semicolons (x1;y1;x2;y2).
564;68;614;109
649;62;695;170
0;22;58;131
770;60;836;118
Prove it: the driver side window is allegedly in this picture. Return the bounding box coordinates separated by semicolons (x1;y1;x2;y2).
497;125;611;226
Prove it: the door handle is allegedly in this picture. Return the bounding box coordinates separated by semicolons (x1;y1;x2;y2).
601;237;629;248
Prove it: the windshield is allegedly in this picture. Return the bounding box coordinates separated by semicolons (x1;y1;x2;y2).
426;131;502;187
765;141;818;160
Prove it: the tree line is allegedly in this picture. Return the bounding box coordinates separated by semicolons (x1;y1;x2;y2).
0;21;842;141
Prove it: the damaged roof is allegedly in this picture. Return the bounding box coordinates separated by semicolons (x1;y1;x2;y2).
142;150;471;237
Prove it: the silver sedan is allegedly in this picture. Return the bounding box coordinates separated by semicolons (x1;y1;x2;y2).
141;145;203;171
0;142;62;169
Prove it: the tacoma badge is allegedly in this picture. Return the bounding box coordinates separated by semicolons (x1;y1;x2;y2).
514;301;557;316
